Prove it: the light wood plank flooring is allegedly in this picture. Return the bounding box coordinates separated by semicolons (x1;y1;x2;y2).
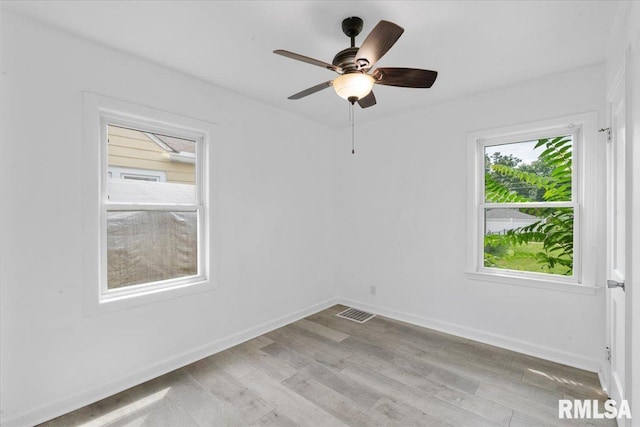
40;305;614;426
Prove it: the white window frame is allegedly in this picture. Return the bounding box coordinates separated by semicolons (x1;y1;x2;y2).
83;93;217;314
466;113;600;294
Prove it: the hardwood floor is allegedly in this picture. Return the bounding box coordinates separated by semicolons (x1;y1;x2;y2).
40;305;614;426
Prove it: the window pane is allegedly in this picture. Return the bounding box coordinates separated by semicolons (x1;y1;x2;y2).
484;136;572;202
484;207;573;276
107;210;198;289
107;125;196;204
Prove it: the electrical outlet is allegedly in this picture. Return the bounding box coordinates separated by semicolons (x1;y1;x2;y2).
370;285;376;296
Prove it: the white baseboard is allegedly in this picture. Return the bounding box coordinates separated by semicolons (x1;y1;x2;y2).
2;297;339;427
338;298;604;375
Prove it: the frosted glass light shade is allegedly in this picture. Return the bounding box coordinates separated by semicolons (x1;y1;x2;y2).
333;73;374;101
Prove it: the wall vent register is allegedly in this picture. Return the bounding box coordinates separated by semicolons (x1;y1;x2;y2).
336;307;376;323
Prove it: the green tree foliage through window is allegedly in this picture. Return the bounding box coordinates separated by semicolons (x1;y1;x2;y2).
484;136;573;275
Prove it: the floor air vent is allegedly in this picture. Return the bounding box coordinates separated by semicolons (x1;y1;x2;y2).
336;307;375;323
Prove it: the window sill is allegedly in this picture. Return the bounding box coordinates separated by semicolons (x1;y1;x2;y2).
84;278;215;316
465;271;598;295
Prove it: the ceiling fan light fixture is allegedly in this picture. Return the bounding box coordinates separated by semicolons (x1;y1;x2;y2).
332;73;374;102
274;17;438;111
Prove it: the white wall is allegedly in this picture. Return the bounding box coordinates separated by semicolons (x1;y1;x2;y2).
0;13;340;426
336;64;607;372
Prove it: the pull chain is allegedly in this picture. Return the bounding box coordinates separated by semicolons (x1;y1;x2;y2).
351;102;355;154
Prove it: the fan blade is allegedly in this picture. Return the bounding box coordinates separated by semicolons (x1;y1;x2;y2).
372;67;438;88
274;50;341;73
357;91;376;108
355;20;404;69
288;81;333;100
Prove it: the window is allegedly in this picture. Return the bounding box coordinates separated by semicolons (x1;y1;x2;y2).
481;131;577;278
104;123;202;293
467;113;600;292
83;93;214;311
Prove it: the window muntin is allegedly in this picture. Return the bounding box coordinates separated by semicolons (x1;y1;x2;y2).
478;129;579;281
102;122;204;294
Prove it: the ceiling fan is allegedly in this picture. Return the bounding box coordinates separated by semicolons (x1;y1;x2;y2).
274;17;438;108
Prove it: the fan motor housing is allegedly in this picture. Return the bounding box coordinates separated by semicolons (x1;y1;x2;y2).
332;47;360;73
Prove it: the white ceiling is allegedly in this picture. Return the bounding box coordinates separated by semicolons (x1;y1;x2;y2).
3;1;622;128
